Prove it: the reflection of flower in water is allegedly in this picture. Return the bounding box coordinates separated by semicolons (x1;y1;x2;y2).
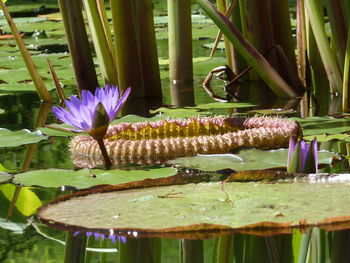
74;231;127;243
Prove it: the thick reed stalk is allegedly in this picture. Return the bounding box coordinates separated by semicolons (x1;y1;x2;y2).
330;230;350;263
58;0;99;94
82;0;118;85
136;0;162;98
229;0;246;75
297;229;311;263
217;0;233;68
325;0;347;70
119;238;160;263
64;231;87;263
296;0;307;85
342;26;350;112
0;1;52;102
212;235;234;263
270;0;297;68
239;0;277;81
195;0;297;97
342;0;350;22
168;0;194;106
110;0;144;97
180;239;203;263
305;0;343;93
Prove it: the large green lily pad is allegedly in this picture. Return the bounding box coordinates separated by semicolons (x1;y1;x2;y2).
38;173;350;237
0;128;47;147
13;167;177;189
167;148;335;171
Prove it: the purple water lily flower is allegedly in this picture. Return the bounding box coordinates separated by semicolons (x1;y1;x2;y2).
287;136;318;173
52;85;131;133
52;85;131;166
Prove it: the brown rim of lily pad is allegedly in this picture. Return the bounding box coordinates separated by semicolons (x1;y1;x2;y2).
70;116;301;167
37;171;350;239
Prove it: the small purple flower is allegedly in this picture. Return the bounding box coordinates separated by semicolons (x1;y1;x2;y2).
52;85;131;133
287;137;318;173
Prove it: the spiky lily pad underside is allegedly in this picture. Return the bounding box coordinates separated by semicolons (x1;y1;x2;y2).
70;116;300;167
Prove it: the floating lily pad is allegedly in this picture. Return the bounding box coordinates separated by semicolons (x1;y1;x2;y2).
38;173;350;238
13;167;178;189
295;117;350;136
150;107;211;118
0;128;47;147
248;108;296;115
167;148;334;171
195;102;256;109
0;172;12;184
0;17;47;27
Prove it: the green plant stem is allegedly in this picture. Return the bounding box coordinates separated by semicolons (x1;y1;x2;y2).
325;0;347;70
168;0;194;106
195;0;297;97
0;1;52;102
305;0;343;93
82;0;118;85
343;28;350;112
217;0;233;69
58;0;99;94
135;0;162;98
296;0;306;85
96;138;112;167
270;0;297;69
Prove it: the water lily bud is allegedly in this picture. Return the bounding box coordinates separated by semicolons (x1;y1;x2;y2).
89;102;110;140
287;137;318;173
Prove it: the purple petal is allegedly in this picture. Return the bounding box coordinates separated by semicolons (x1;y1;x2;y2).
312;137;318;172
299;140;308;172
109;235;117;243
118;236;127;244
73;231;80;236
86;232;93;237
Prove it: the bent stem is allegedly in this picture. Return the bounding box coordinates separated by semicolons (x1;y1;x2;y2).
96;138;112;167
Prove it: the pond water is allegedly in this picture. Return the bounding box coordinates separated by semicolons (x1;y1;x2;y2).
1;0;350;262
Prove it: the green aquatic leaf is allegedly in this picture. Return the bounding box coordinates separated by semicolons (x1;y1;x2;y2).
0;128;47;147
38;175;350;236
195;102;256;109
0;172;12;184
150;107;211;118
13;167;178;189
295;117;350;136
0;17;47;27
167;148;334;171
0;184;41;216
